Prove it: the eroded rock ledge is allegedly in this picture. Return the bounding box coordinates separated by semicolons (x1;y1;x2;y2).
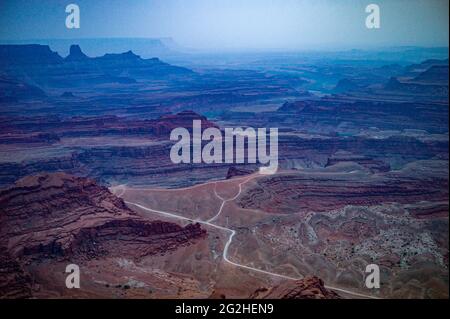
0;172;206;260
250;276;341;299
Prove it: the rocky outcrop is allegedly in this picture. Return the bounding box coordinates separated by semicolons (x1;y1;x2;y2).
0;44;63;66
0;173;206;260
0;44;193;88
276;98;448;134
325;152;390;173
384;75;448;97
250;276;341;299
226;167;254;179
414;65;449;84
156;110;218;133
238;161;448;214
65;45;89;62
404;59;449;77
0;111;217;140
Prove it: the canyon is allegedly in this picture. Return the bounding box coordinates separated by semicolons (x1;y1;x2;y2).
0;44;448;298
0;172;206;298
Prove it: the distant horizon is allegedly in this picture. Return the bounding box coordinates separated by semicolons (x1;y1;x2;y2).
1;37;449;54
0;0;448;51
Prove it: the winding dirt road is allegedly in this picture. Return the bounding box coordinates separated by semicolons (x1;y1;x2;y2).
112;176;380;299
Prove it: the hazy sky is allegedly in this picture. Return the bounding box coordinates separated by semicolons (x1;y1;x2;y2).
0;0;448;50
